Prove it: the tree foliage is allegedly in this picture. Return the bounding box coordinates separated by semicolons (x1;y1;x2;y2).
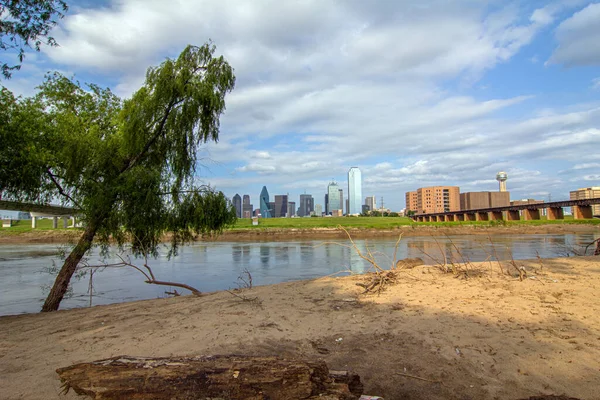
1;43;237;311
1;0;68;78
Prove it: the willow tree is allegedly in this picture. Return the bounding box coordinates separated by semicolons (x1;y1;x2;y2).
0;43;237;311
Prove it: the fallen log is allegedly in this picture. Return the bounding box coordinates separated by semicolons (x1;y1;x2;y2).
56;355;363;399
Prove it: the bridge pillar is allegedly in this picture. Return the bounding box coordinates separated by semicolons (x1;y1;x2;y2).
31;217;37;228
71;216;76;227
453;214;464;222
444;215;453;222
52;217;58;229
476;212;489;221
465;213;476;221
572;205;593;219
523;209;541;220
489;211;503;221
433;215;441;222
506;210;520;221
62;217;68;228
547;207;564;220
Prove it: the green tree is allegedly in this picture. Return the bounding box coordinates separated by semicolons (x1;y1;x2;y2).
1;0;69;78
1;43;237;311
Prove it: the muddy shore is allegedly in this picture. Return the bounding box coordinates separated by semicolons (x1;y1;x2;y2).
1;256;599;399
0;223;598;244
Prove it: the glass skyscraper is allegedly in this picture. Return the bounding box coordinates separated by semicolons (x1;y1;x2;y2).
327;181;340;215
259;186;271;218
348;167;362;215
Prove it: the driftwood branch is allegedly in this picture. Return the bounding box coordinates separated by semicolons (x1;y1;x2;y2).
56;355;363;399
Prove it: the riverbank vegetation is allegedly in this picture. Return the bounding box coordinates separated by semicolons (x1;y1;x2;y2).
1;215;599;237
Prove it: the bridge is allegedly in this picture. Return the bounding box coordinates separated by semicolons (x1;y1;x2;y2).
412;198;600;222
0;200;78;228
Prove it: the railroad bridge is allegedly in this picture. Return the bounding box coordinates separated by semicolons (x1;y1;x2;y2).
412;198;600;222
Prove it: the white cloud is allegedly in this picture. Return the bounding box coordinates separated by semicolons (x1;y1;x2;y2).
592;78;600;90
548;3;600;66
6;0;595;210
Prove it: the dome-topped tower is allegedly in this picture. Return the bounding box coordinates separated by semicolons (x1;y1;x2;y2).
496;172;508;192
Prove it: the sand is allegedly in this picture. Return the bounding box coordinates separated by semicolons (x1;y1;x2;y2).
1;256;599;399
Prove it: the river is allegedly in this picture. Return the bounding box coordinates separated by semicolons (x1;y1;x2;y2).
0;232;597;316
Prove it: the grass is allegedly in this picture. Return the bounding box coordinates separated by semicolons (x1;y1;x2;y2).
233;216;414;229
1;215;598;236
0;218;75;233
231;215;600;230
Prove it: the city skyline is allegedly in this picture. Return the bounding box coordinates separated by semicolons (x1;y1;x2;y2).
3;1;599;213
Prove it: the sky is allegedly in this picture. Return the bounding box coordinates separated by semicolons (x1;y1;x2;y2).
2;0;600;213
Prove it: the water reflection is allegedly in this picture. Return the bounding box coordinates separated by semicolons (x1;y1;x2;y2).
1;231;598;316
260;245;270;268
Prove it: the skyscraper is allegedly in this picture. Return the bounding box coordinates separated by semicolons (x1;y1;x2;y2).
259;186;271;218
339;189;344;213
324;194;329;215
274;195;288;217
347;167;362;215
298;194;314;217
365;196;376;213
242;194;253;218
327;181;340;215
232;194;242;218
288;201;296;217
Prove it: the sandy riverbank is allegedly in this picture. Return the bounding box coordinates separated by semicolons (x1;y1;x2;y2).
1;256;599;399
0;223;598;244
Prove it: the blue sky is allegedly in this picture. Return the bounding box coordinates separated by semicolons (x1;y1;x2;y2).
2;0;600;214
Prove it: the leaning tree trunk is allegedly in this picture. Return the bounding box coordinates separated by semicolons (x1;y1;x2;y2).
41;222;98;312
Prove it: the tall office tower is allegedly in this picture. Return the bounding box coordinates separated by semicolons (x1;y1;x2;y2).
315;204;323;216
365;196;376;213
232;194;242;218
339;189;344;213
414;186;460;214
242;194;253;218
259;186;271;218
287;201;296;217
327;181;340;215
324;194;329;215
298;194;314;217
346;199;349;215
347;167;362;215
268;201;275;216
274;195;288;217
496;172;508;192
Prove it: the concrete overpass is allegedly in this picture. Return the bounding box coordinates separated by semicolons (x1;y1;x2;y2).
412;198;600;222
0;200;78;228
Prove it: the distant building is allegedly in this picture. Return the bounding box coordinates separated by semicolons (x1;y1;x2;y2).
242;194;253;218
460;191;510;210
298;194;314;217
347;167;362;215
288;201;296;217
339;189;344;213
407;186;460;214
327;182;340;215
362;204;370;214
269;201;276;216
324;194;329;215
405;192;417;212
232;194;242;218
365;196;376;212
274;195;288;218
260;186;271;218
315;204;323;216
570;187;600;216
